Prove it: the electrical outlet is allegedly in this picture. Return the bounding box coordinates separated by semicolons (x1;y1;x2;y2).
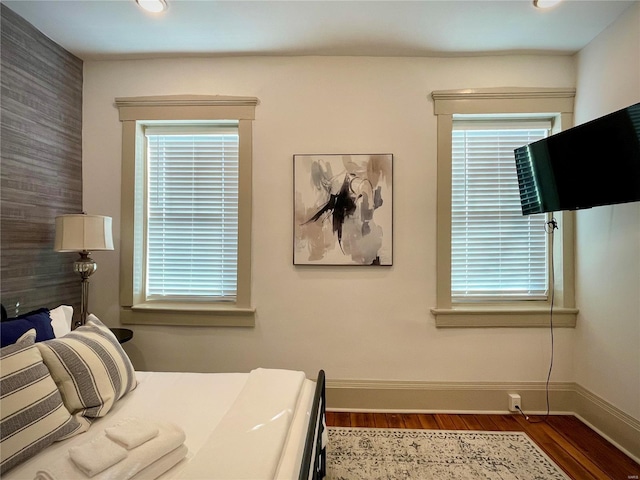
508;393;521;412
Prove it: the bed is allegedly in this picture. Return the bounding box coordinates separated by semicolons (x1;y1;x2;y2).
0;307;326;480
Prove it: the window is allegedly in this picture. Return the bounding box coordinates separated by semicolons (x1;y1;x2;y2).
145;125;239;301
116;96;257;326
452;121;549;302
431;88;578;327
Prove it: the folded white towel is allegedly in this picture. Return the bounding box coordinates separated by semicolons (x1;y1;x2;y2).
33;463;76;480
35;421;186;480
130;444;188;480
68;434;127;477
106;418;160;450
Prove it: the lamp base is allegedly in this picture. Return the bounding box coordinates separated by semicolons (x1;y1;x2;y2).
74;251;96;326
74;251;97;278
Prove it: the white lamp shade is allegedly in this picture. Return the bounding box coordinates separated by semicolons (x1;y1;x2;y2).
55;214;114;252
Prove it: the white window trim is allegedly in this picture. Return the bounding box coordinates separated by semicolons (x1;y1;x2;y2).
116;95;257;327
430;88;578;328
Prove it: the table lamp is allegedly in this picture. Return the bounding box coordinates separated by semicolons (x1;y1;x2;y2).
55;213;114;326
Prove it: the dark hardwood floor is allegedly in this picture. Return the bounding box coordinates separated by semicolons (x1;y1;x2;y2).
326;412;640;479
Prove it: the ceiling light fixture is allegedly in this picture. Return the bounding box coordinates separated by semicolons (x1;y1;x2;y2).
136;0;167;13
533;0;562;8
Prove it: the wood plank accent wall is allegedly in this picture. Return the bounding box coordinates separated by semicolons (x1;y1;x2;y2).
0;4;83;317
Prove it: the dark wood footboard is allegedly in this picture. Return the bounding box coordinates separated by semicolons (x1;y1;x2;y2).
299;370;326;480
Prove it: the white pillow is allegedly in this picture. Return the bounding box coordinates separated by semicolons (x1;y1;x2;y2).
48;305;73;337
0;330;81;474
36;314;137;430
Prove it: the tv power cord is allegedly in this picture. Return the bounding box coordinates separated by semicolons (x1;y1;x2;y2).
515;405;529;421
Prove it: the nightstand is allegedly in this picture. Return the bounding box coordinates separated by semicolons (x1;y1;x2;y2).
110;328;133;344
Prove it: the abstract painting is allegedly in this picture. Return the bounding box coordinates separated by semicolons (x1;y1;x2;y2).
294;154;393;265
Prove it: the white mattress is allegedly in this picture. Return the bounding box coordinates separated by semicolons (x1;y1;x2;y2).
5;370;316;480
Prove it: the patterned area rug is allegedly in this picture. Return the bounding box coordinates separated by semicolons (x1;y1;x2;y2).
326;427;570;480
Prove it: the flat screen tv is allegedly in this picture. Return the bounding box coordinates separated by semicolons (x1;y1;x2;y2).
514;102;640;215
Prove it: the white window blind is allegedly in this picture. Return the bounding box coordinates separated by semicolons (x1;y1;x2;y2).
451;121;549;301
145;125;239;301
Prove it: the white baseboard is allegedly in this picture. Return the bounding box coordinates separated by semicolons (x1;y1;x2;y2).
326;379;640;462
572;383;640;464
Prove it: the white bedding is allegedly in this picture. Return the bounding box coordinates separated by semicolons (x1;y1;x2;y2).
5;369;317;480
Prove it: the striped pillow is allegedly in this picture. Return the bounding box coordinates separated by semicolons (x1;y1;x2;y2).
36;315;137;430
0;330;81;474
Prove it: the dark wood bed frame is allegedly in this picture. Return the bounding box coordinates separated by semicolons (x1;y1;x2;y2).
299;370;326;480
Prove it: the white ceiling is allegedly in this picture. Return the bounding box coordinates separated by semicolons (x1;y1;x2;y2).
2;0;637;60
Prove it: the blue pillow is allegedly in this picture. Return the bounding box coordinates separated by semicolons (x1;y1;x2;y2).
0;308;55;347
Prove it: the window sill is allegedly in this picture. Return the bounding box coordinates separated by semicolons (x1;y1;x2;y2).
121;303;256;327
430;306;578;328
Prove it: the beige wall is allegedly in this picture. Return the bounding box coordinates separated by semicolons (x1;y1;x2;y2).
82;55;577;385
574;2;640;419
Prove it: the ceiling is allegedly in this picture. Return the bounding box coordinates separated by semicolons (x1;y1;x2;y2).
2;0;637;60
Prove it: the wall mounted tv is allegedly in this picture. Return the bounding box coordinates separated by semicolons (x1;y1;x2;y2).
514;102;640;215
